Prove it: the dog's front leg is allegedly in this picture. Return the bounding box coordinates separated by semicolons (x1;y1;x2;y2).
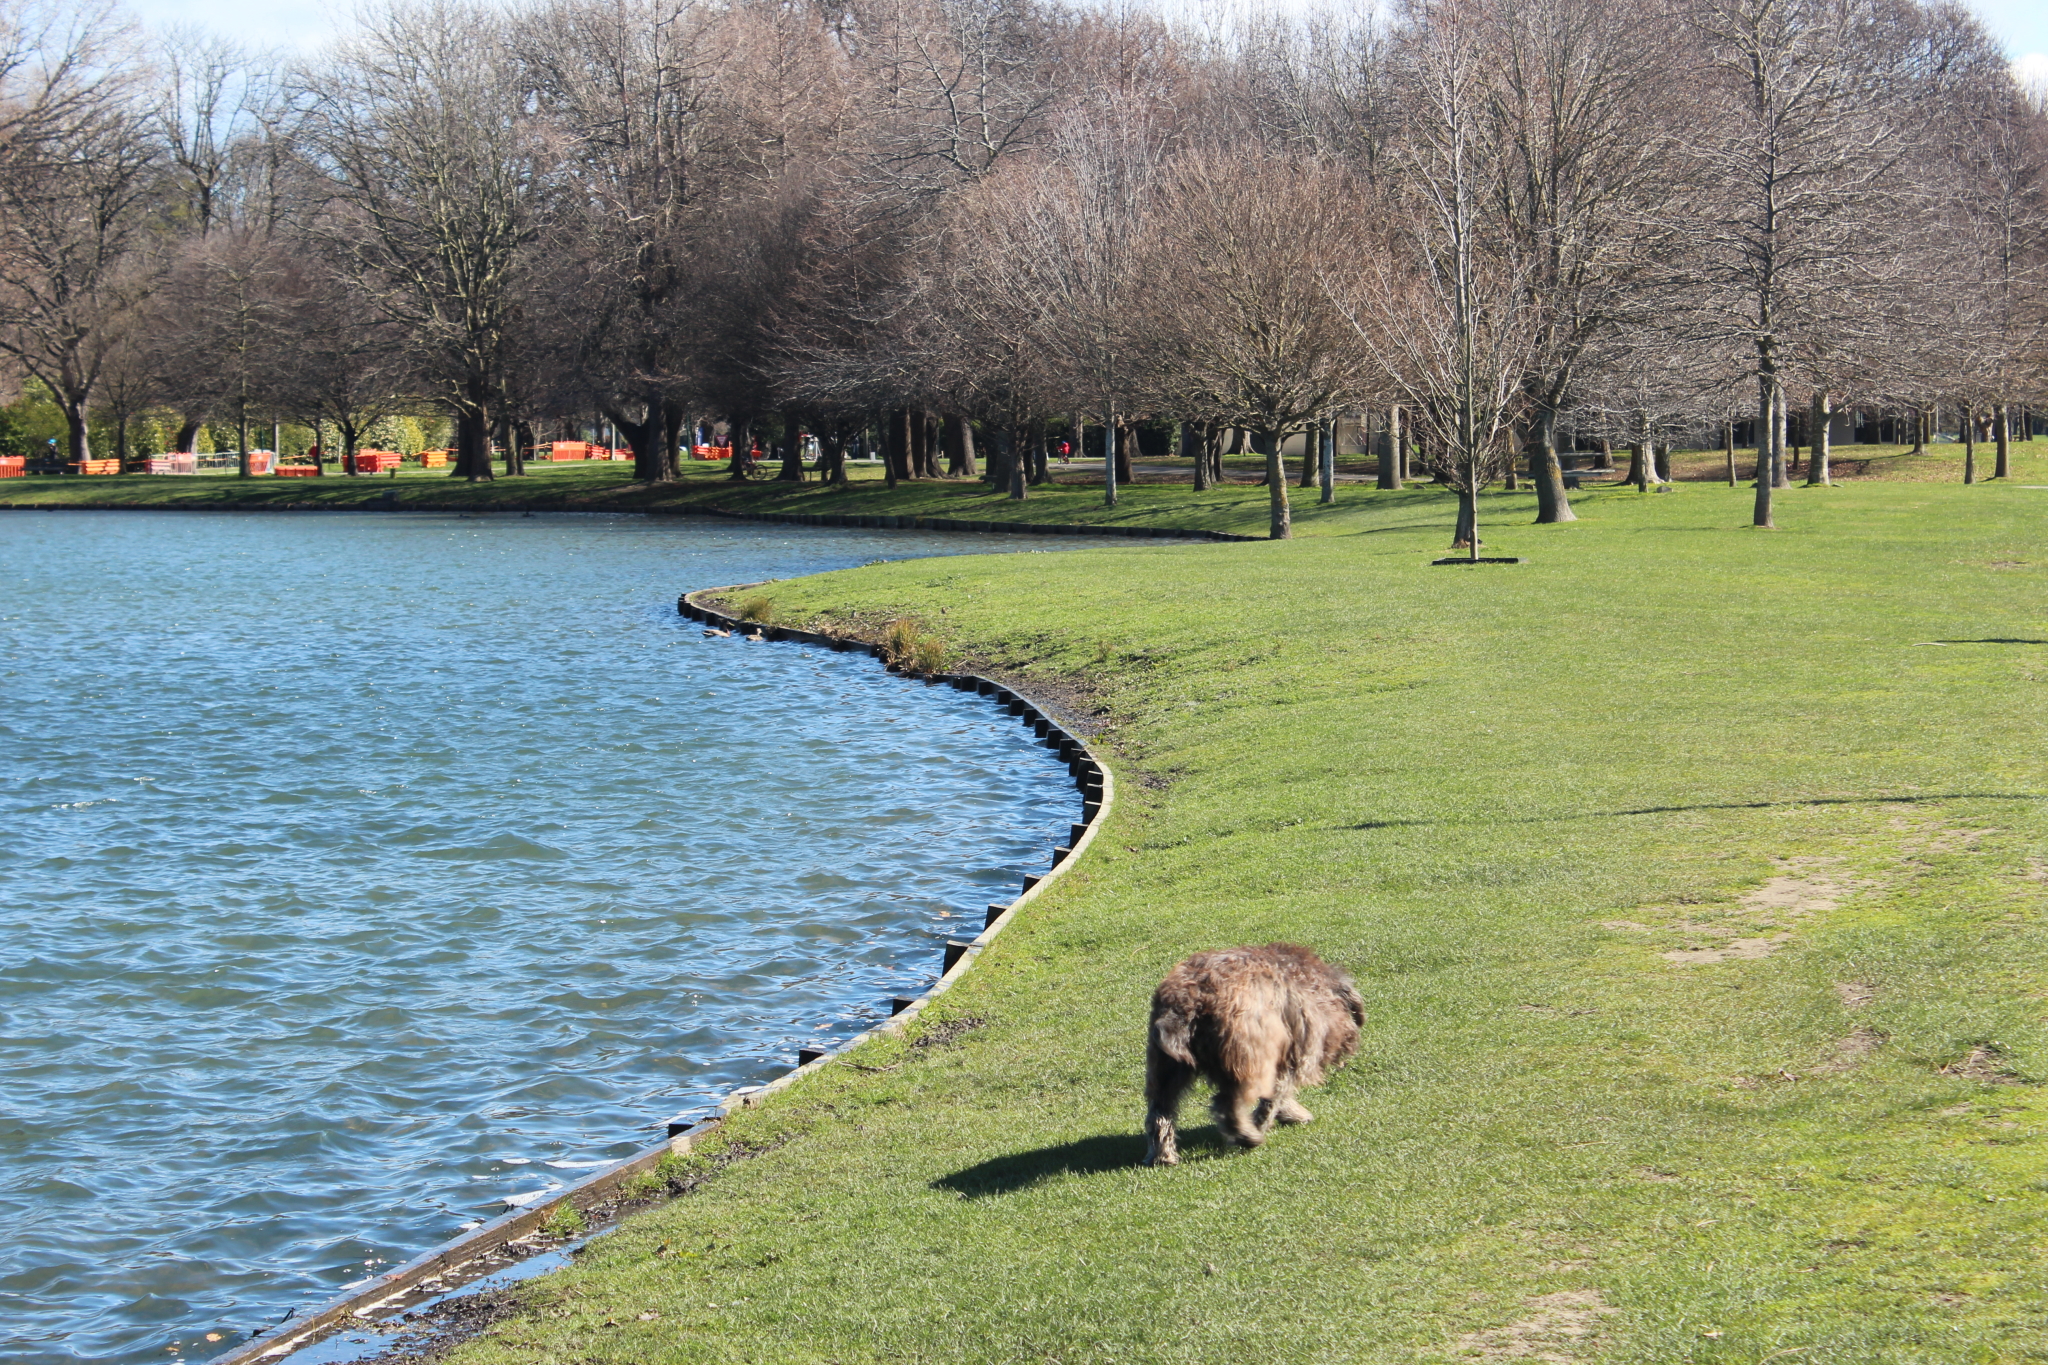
1144;1107;1180;1166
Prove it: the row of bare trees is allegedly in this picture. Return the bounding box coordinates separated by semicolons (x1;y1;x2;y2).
0;0;2040;534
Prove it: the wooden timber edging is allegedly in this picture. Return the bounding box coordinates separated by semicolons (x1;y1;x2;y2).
212;584;1115;1365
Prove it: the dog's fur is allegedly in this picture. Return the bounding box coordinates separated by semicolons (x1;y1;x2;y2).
1143;943;1363;1166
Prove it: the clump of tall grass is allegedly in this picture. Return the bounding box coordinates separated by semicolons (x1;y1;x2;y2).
911;634;949;675
738;594;775;623
882;617;948;675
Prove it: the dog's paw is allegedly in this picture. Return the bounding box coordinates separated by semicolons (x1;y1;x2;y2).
1275;1100;1314;1125
1144;1150;1179;1167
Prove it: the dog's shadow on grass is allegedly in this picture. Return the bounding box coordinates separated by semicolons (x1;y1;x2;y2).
933;1129;1232;1199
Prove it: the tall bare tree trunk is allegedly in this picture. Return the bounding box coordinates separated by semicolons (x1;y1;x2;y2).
1595;437;1612;471
1528;406;1575;522
1029;421;1049;484
1379;406;1404;490
1298;425;1316;488
1318;420;1335;505
1190;420;1212;491
1806;391;1832;486
1994;404;2011;478
1771;383;1791;488
1724;422;1737;485
1102;406;1117;507
943;413;977;477
728;413;756;481
1752;370;1775;528
1264;426;1290;539
884;408;907;487
1963;402;1976;483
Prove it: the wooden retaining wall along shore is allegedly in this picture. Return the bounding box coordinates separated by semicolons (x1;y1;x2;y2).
213;585;1116;1365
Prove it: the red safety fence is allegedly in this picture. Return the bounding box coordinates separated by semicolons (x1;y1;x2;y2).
276;465;319;478
547;441;589;461
692;445;733;460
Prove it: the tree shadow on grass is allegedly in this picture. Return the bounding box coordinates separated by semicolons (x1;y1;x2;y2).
933;1129;1232;1199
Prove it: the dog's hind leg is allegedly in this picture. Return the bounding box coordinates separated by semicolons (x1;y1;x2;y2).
1144;1038;1195;1167
1273;1075;1314;1126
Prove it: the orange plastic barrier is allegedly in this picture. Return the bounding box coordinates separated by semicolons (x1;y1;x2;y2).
247;450;276;476
692;445;733;460
0;456;23;478
146;454;199;475
418;451;449;468
74;458;120;475
548;441;589;461
276;465;319;477
354;449;402;473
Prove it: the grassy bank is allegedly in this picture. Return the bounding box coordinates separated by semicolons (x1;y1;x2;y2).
10;441;2048;544
402;476;2048;1365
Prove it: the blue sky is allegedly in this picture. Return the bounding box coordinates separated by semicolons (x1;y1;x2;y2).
126;0;2048;73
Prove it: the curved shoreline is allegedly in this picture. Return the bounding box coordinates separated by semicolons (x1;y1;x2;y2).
1;497;1256;541
211;585;1114;1365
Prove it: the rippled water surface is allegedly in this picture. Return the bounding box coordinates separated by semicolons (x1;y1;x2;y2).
0;511;1090;1363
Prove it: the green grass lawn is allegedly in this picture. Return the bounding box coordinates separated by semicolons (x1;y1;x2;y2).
398;477;2048;1365
14;442;2048;545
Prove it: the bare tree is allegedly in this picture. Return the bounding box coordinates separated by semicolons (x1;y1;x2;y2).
1146;151;1378;539
0;2;156;465
298;0;553;480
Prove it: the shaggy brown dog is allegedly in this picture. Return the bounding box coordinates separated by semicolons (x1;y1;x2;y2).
1143;943;1363;1166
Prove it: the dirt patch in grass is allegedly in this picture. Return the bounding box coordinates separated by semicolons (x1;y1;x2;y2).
1816;1026;1888;1073
912;1014;986;1049
1448;1288;1617;1361
1662;933;1791;966
1940;1046;2027;1085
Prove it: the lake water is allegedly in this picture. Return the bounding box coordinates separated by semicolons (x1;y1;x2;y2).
0;511;1090;1364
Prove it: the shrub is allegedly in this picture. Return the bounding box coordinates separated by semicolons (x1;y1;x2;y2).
911;634;948;675
540;1203;586;1238
738;594;775;623
882;617;921;664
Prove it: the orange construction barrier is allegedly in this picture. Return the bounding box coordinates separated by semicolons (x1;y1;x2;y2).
0;456;23;478
692;445;733;460
547;441;589;461
354;449;403;473
73;458;120;475
276;465;319;477
418;450;449;468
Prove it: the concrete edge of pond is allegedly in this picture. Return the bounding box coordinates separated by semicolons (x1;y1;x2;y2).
212;582;1115;1365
